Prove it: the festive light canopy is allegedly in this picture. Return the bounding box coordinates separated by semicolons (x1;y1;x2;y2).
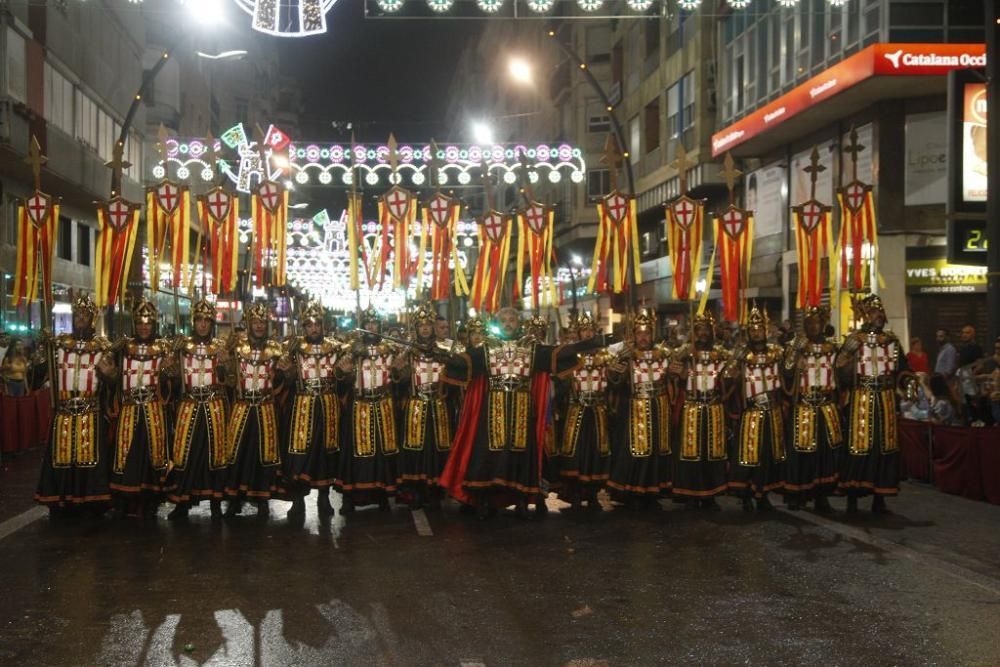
155;123;588;193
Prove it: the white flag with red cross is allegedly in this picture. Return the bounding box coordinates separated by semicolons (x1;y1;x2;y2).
252;179;289;287
146;179;192;291
95;196;141;308
516;201;556;308
666;194;705;301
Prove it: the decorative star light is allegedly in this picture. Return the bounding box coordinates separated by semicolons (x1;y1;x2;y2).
577;0;604;12
476;0;505;13
826;0;848;5
232;0;338;37
625;0;655;10
426;0;454;12
376;0;405;11
775;0;798;6
677;0;701;9
726;0;751;8
526;0;555;12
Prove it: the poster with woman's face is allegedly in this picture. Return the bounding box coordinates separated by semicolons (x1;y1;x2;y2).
962;83;987;203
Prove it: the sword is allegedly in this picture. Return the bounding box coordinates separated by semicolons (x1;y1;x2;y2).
356;329;448;356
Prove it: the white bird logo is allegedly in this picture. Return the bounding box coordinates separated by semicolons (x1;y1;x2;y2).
884;49;904;69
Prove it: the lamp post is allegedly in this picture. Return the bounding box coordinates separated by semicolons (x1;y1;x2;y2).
542;30;636;196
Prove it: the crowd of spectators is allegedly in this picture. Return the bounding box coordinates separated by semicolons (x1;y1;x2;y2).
904;326;1000;427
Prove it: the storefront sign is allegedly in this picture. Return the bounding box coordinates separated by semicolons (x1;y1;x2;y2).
905;258;987;293
961;82;987;202
712;43;986;156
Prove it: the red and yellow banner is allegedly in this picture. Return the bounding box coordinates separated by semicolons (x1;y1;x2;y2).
145;180;191;290
197;187;240;295
251;180;289;287
378;185;418;289
516;202;556;308
666;195;704;301
587;191;641;294
792;200;835;308
470;210;512;313
715;206;754;322
836;182;878;291
95;197;141;308
13;191;58;307
421;191;467;299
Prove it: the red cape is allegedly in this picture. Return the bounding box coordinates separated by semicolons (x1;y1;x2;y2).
438;376;486;504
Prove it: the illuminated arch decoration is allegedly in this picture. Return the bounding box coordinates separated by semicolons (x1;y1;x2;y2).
153;124;588;193
232;0;339;38
284;209;479;314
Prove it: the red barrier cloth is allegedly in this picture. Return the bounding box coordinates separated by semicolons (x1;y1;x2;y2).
931;426;984;501
975;430;1000;505
0;395;16;453
899;419;932;482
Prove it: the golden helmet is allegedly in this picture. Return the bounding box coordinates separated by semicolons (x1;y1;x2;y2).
692;309;716;330
192;298;216;323
300;300;325;325
411;301;437;327
576;310;596;331
71;293;99;318
860;293;884;314
632;308;656;333
465;315;486;335
803;305;830;324
361;304;381;325
132;297;158;324
244;301;270;323
747;304;769;331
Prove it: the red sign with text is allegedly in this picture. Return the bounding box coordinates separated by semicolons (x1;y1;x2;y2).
712;43;987;156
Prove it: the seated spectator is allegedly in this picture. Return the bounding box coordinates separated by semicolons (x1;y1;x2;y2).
928;373;962;426
901;373;931;421
907;337;930;374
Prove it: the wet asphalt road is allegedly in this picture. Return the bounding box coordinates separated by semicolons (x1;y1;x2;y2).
1;480;999;666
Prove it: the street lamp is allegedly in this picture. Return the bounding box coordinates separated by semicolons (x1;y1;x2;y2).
508;57;534;86
471;121;494;146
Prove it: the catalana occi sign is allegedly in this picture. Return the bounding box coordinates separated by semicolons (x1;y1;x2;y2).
712;43;987;157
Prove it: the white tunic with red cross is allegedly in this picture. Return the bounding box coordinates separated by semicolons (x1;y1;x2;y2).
182;342;219;390
357;346;394;391
857;334;898;378
56;340;105;395
631;350;668;386
413;356;445;389
298;343;338;381
573;355;608;394
800;343;837;393
687;350;725;394
744;347;783;400
122;344;164;392
240;351;275;393
488;341;533;381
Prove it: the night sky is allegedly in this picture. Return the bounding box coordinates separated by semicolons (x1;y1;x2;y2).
280;2;481;142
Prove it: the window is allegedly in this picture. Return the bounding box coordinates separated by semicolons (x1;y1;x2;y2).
644;98;660;153
75;91;97;148
666;72;696;140
588;113;611;134
587;169;611;199
58;217;72;261
644;21;660;60
77;224;91;267
5;28;27;104
44;63;75;135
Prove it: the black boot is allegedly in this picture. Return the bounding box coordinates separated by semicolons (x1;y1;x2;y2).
167;504;190;521
741;495;754;513
409;488;424;510
225;499;243;518
871;495;889;514
534;494;549;519
846;495;859;514
210;499;222;519
256;499;271;519
514;498;529;519
700;497;721;511
112;497;128;520
378;495;391;512
476;500;491;521
786;494;802;511
287;495;306;518
813;494;833;514
317;488;335;516
341;495;355;514
756;494;775;512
